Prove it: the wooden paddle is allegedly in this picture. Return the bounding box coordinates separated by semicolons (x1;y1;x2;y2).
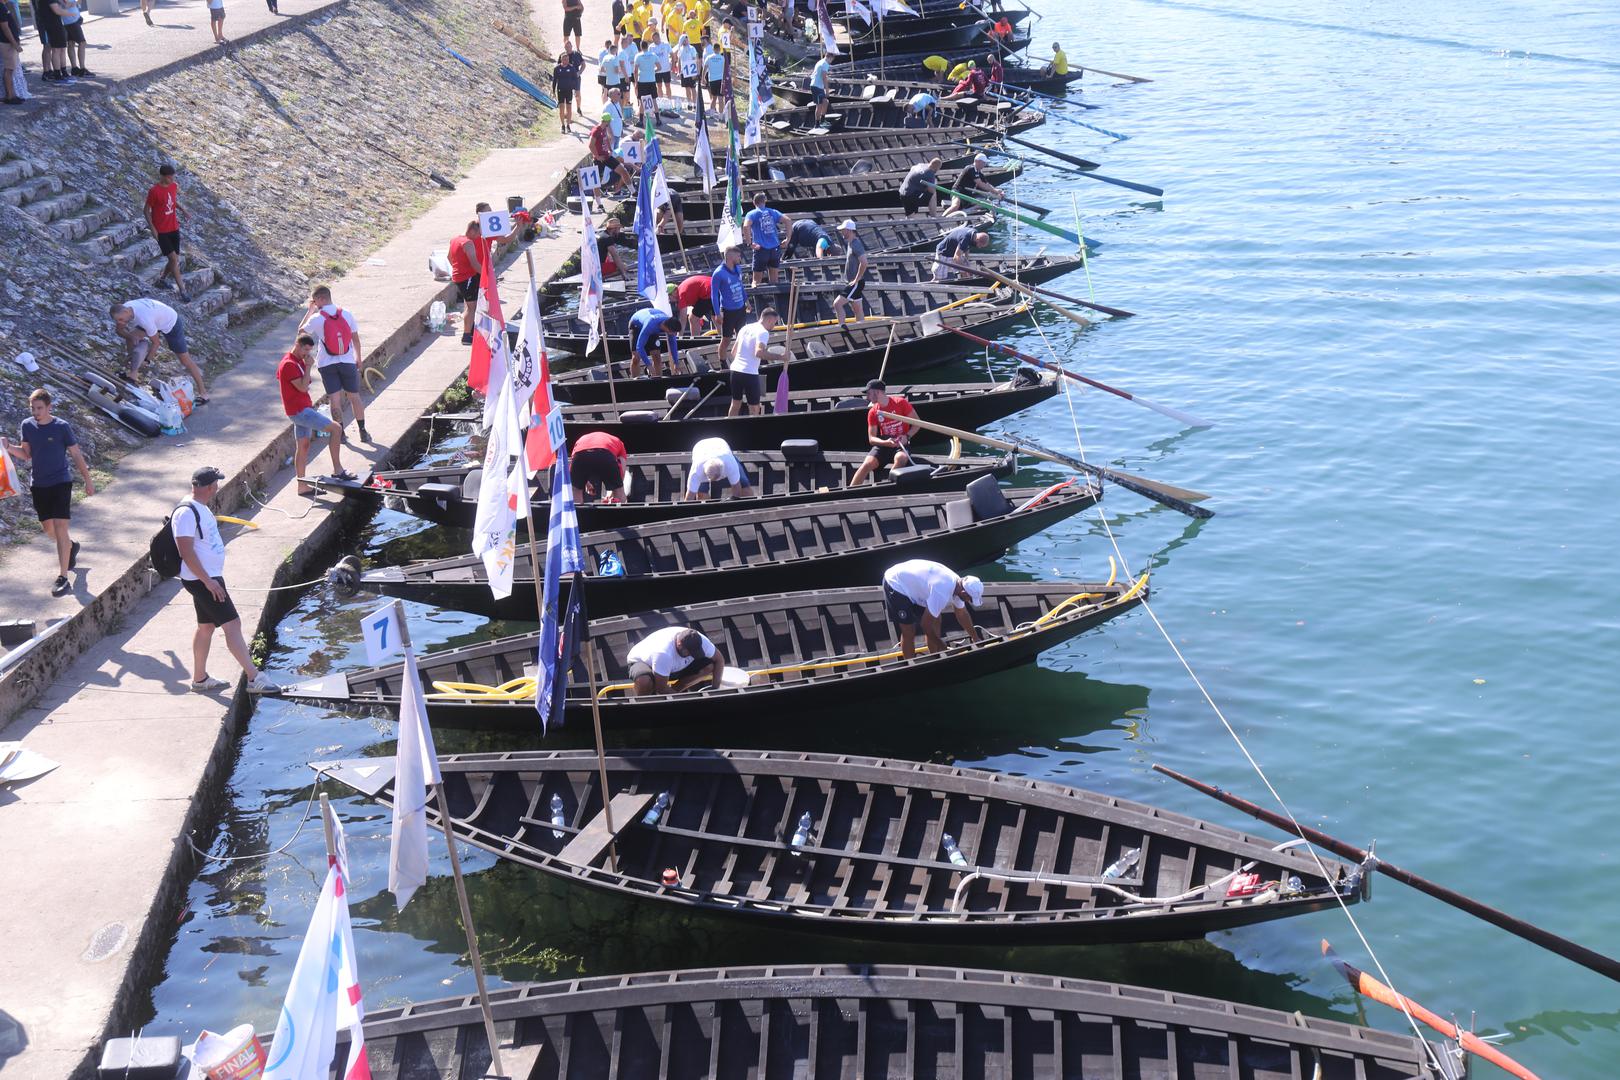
1154;763;1620;984
934;321;1213;428
875;322;899;384
934;260;1093;330
1321;941;1542;1080
958;119;1166;197
775;274;800;413
877;409;1213;518
936;258;1134;319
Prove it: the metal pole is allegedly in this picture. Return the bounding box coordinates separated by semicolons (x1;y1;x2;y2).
389;601;507;1077
582;638;620;872
599;306;619;407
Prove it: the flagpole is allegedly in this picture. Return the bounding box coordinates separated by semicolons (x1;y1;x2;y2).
389;599;506;1077
599;306;620;406
582;635;620;873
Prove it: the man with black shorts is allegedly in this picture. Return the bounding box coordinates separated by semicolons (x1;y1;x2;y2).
881;558;984;658
709;246;748;364
850;379;917;486
561;0;583;50
570;430;628;504
172;466;278;694
33;0;67;83
3;389;94;596
830;218;868;326
552;44;583;132
447;220;481;345
675;273;713;337
589;111;633;198
898;157;942;216
703;36;726;105
727;307;788;417
743;192;789;287
1;1;24;106
943;152;1005;216
627;626;726;695
144;164;188;298
628;305;681;377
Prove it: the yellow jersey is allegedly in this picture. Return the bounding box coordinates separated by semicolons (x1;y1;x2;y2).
1052;48;1069;75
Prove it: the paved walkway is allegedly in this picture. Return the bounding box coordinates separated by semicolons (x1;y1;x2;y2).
0;0;617;1068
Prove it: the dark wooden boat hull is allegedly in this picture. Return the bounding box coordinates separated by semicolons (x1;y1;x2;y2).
324;448;1015;529
645;205;981;255
283;580;1145;729
766;97;1043;138
834;22;1026;60
834;51;1086;96
359;483;1100;619
328;964;1455;1080
315;745;1371;948
773;75;1041;113
556;373;1058;452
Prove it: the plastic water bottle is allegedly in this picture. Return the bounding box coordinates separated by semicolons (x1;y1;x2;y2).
1102;846;1142;881
941;834;969;867
549;793;566;839
642;791;670;826
790;811;813;848
428;300;447;332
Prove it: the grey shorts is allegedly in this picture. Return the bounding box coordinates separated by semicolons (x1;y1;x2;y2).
288;405;332;439
319;363;360;394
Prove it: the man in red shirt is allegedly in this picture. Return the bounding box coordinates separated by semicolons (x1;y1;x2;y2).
570;430;628;504
674;273;713;337
143;164;188;299
850;378;918;486
588;112;632;196
277;333;349;495
447;221;481;346
946;67;988;99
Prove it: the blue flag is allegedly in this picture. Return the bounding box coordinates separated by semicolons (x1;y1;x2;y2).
537;451;586;733
635;141;673;315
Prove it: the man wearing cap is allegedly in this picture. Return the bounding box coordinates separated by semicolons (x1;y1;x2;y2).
850;378;917;486
684;435;756;501
627;625;728;695
934;224;991;281
882;557;985;658
943;153;1005;216
829;218;869;327
172;466;278;694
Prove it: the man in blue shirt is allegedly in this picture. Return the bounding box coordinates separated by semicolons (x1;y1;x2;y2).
743;192;791;287
784;217;835;261
628;306;681;377
708;246;749;366
934;224;990;281
2;388;95;595
809;51;833;125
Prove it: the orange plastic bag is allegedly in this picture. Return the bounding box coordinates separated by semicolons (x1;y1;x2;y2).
0;443;20;500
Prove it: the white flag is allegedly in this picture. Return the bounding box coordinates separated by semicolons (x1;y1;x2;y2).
578;190;605;358
262;863;370;1080
848;0;873;24
388;649;442;910
320;798;351;888
693;113;717;194
511;270;544;426
878;0;916;15
471;378;522;599
744;40;763;147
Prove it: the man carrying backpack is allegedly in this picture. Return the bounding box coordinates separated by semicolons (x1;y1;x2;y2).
298;285;369;443
169;466;278;694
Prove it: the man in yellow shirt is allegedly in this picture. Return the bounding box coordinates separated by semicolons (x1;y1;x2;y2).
1044;42;1069;76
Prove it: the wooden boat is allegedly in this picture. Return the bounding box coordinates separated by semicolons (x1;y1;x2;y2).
358;479;1101;619
552;370;1059;452
540;282;1014;356
328;963;1458;1079
636;205;982;255
314;746;1368;945
833;50;1085;96
672;125;1004;168
663;162;1022;204
320;445;1015;530
773;74;1042;112
828;19;1027;60
765;97;1044;138
283;579;1146;728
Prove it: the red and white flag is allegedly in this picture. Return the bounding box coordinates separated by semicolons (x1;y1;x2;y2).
469;231;509;400
522;277;561;473
262;852;370;1079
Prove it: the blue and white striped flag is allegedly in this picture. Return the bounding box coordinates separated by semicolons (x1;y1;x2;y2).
536;451;586;733
637;133;673;315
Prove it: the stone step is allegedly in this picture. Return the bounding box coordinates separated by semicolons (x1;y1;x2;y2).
182;266;219;294
81;220;144;259
107;235;161;271
52;204;119;244
192;284;234;318
0;173;63;208
134;250;197;287
0;157;38;187
224;296;284;328
21;190;89;225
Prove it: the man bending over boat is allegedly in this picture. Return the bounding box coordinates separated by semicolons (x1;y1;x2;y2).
849;379;917;486
882;558;984;659
629;306;682;377
684;435;757;500
628;626;728;695
570;431;628;504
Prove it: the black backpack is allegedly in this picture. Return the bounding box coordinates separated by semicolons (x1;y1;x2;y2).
150;503;202;580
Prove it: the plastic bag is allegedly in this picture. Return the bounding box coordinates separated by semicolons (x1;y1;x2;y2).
155;400;186;435
428;249;452;281
0;442;20;500
156;376;195;418
597;550;625;577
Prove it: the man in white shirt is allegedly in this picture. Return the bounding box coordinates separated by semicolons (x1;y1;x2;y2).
726;306;789;417
297;285;368;442
882;558;985;658
684;435;757;501
173;466;278;694
626;625;727;695
110;298;210;401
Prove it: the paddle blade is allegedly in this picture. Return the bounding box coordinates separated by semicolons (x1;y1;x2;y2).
774;369;790;413
919;309;944;336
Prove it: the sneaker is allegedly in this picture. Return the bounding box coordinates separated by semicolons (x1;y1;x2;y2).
460;332;474;345
190;676;230;693
247;672;281;694
143;9;153;22
51;575;70;596
69;540;80;569
356;421;370;442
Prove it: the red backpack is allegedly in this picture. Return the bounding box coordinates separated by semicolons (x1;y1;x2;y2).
321;308;354;357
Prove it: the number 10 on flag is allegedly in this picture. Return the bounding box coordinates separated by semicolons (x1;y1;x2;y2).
545;406;566;454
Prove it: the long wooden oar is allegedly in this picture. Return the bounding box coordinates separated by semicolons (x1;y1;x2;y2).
987;90;1130;140
936;258;1123;322
960;119;1166;197
1321;941;1542;1080
935;322;1213;428
931;184;1081;245
878;409;1213;518
1152;764;1620;984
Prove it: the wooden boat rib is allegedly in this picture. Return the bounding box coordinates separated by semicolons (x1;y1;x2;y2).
833;51;1087;96
283;580;1145;727
317;747;1367;946
319;446;1016;529
358;479;1102;619
765;98;1044;138
554;371;1060;452
331;963;1458;1079
681;125;1003;165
